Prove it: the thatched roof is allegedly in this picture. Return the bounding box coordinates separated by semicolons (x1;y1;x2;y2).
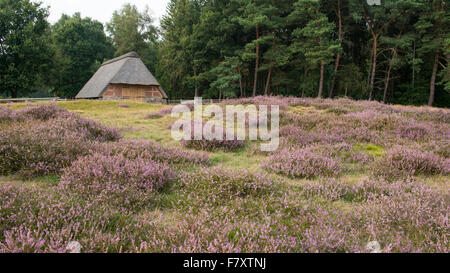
76;52;168;99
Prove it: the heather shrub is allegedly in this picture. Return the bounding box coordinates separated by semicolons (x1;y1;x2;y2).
352;182;449;253
0;184;149;253
280;111;387;147
372;146;449;179
304;143;373;167
57;113;121;142
13;104;66;121
178;167;277;206
280;126;319;147
181;138;245;152
221;95;299;111
1;104;68;123
263;149;342;178
178;121;246;152
395;123;430;140
0;106;13;123
423;140;450;158
0;108;120;178
145;107;173;119
0;122;95;178
299;177;417;203
134;205;301;253
60;153;175;208
102;139;210;165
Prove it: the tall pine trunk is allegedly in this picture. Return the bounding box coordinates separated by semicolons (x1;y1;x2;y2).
253;25;260;97
369;36;378;100
329;0;342;98
194;68;199;97
238;67;243;98
302;69;308;97
265;67;272;96
383;62;392;103
428;52;439;106
318;60;324;98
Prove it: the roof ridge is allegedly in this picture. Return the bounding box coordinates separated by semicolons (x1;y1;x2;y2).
102;52;139;66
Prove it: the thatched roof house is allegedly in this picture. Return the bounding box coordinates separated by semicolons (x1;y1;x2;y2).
76;52;168;102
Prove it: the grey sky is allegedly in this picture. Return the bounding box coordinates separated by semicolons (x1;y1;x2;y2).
36;0;170;26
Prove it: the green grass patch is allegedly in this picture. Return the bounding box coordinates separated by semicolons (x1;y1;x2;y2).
353;143;385;157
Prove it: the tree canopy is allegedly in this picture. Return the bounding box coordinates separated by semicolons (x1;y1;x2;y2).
0;0;53;98
0;0;448;107
52;13;114;98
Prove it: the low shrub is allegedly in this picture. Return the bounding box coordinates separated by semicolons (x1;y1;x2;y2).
0;184;147;253
102;139;210;165
181;138;245;152
0;107;13;123
394;119;433;140
14;104;66;121
56;113;121;142
372;146;450;179
0;105;120;178
60;153;175;208
0;122;95;178
145;107;173;119
178;121;245;152
220;96;301;111
178;167;277;206
262;148;342;178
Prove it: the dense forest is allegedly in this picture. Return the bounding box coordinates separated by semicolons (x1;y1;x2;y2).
0;0;449;107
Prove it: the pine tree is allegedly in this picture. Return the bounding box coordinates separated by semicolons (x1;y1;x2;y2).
350;0;421;100
415;0;449;106
290;0;340;98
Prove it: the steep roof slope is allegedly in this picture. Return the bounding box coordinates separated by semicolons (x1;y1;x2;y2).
76;52;167;99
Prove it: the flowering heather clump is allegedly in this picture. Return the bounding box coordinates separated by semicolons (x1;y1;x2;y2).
145;107;173;119
181;138;245;152
299;177;410;203
13;104;67;121
280;126;317;147
263;149;342;178
55;113;121;142
307;143;373;166
280;111;388;146
0;184;150;253
178;167;277;206
372;146;450;179
394;119;435;140
422;140;450;158
289;177;449;253
0;105;120;178
0;106;13;123
60;153;174;208
118;104;130;108
102;139;210;165
221;96;301;111
178;121;246;152
398;106;450;124
1;104;68;123
352;179;449;253
0;122;94;178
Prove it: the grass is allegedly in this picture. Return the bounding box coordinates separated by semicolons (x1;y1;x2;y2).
4;99;442;186
1;99;448;253
354;143;385;157
0;175;59;189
